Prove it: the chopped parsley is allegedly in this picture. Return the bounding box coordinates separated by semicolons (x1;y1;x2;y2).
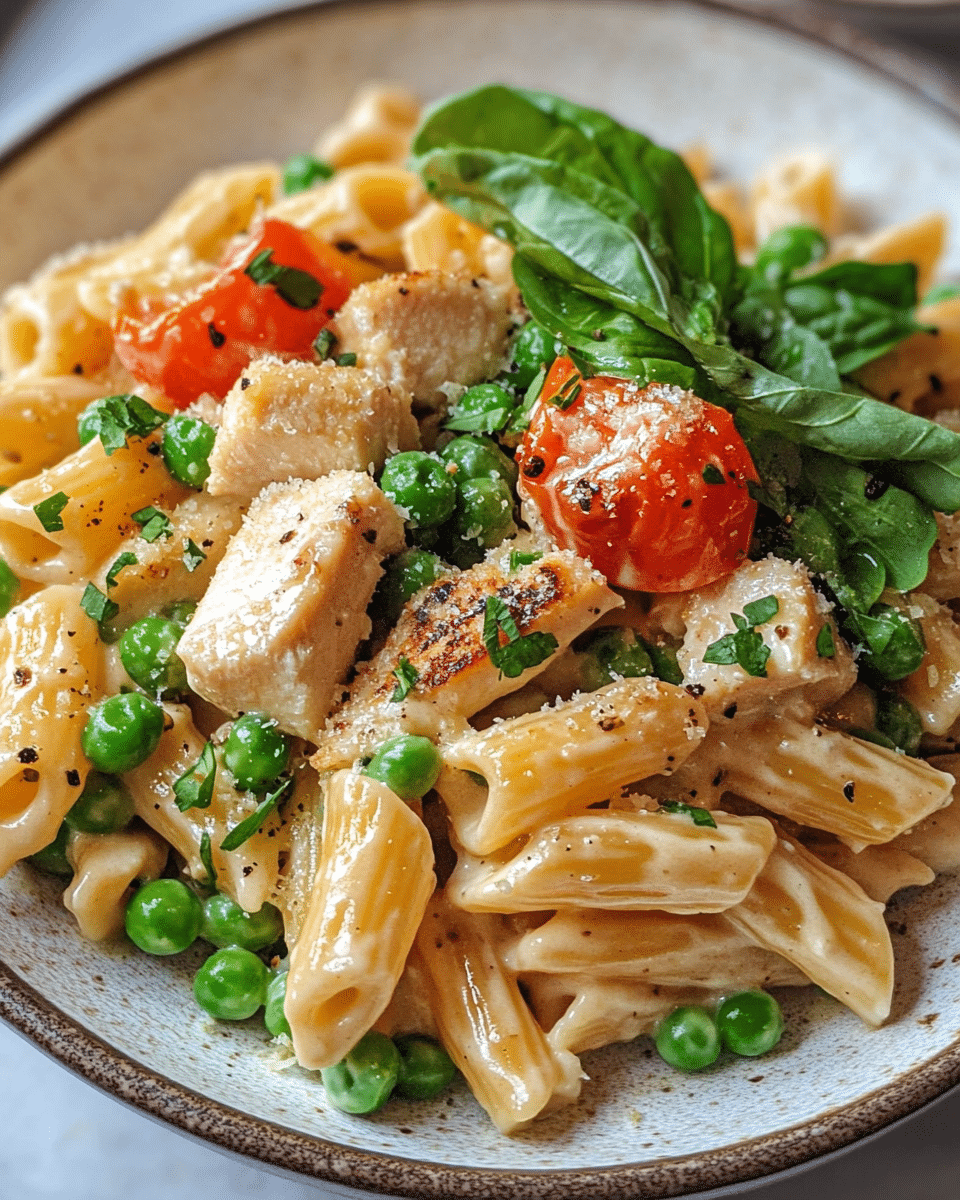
390;657;419;702
199;831;218;889
701;463;725;485
132;506;172;542
173;741;217;812
548;370;582;411
659;800;717;828
816;623;836;658
80;582;119;624
105;551;137;589
506;364;547;435
33;491;69;533
702;595;780;678
509;549;542;572
245;248;323;309
483;594;558;679
335;352;357;367
313;328;336;359
183;538;206;573
220;776;293;852
77;394;168;456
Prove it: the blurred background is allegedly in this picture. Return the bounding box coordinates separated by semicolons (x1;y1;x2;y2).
2;1;960;1197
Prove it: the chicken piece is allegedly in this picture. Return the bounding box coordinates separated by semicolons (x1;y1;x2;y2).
177;472;405;739
205;358;419;499
897;592;960;735
311;545;622;770
331;270;518;412
673;556;855;719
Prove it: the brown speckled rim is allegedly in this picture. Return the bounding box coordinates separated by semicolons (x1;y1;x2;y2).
4;2;960;1196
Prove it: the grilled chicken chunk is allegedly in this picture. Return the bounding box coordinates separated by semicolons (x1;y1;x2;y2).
178;471;405;738
205;358;419;499
311;544;622;770
331;270;518;413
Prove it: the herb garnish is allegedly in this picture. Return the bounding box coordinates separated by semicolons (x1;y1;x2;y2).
220;776;293;852
816;624;836;658
105;551;138;589
509;549;542;572
183;539;206;573
199;831;218;889
313;328;336;359
702;595;779;678
132;506;172;542
33;492;69;533
659;800;717;828
483;594;558;679
245;248;323;309
77;394;168;456
173;742;217;812
701;464;725;485
391;657;419;702
335;352;357;367
80;583;119;624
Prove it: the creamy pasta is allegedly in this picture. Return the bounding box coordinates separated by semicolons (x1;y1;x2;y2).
2;82;960;1135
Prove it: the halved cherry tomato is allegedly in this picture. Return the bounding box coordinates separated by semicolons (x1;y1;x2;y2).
113;218;353;408
516;357;758;593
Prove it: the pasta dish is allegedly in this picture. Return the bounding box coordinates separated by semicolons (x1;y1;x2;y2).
2;83;960;1133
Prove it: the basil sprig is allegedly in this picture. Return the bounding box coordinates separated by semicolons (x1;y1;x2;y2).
77;394;168;456
702;595;779;678
411;86;960;514
245;248;323;309
483;595;558;679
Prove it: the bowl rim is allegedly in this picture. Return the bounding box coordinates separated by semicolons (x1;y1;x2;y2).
4;1;960;1196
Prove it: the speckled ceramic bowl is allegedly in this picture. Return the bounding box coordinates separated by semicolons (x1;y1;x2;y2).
4;3;960;1196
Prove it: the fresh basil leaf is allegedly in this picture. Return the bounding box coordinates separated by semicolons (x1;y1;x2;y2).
659;800;717;828
33;491;69;532
799;450;936;590
642;638;684;685
703;626;771;678
506;363;547;435
80;582;118;624
509;549;542;571
923;282;960;305
798;260;920;312
105;551;137;589
313;328;336;359
391;657;419;702
173;741;217;812
753;225;827;285
220;776;292;852
0;558;18;617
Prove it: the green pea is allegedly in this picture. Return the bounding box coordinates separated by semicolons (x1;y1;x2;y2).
193;946;268;1020
201;893;283;952
716;990;784;1057
0;556;18;617
394;1034;457;1100
579;628;654;691
363;735;442;801
754;225;827;284
125;878;203;955
162;599;198;629
26;823;73;877
858;604;926;682
654;1005;721;1072
81;692;165;774
282;152;334;194
875;692;924;756
505;320;563;389
321;1030;401;1114
445;383;516;435
376;549;444;625
222;713;291;793
438;434;518;488
450;475;515;551
161;415;217;488
264;970;292;1038
119;616;188;700
379;452;457;529
64;771;135;834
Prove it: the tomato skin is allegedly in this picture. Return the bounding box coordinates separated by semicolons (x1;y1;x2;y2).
517;357;758;593
113;218;352;408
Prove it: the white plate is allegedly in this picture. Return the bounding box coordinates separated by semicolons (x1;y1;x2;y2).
3;3;960;1196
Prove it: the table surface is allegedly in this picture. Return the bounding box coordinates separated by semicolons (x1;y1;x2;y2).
4;1;960;1197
